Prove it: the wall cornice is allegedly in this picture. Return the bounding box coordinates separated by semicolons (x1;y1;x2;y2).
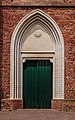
1;0;75;6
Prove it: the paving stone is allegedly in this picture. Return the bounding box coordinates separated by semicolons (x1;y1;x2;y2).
0;109;75;120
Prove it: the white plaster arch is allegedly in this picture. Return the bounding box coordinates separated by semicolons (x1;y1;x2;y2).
10;9;64;100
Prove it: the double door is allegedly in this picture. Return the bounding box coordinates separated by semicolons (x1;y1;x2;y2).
23;60;53;108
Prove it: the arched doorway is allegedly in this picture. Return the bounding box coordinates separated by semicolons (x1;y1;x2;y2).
10;9;64;108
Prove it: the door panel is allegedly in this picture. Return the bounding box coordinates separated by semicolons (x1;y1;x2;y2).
38;61;52;108
23;60;53;108
23;61;38;108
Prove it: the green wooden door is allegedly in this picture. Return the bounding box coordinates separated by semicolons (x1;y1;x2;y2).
23;60;53;108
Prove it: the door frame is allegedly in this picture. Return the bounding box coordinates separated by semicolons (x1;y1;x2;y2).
22;51;54;102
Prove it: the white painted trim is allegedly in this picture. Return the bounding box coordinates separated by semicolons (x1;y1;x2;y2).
22;58;26;63
10;9;64;100
50;59;53;63
21;51;55;53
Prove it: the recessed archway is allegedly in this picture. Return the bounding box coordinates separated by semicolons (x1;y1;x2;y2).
10;9;64;101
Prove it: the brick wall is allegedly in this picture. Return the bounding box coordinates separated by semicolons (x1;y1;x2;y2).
0;6;75;110
1;0;75;6
0;4;3;110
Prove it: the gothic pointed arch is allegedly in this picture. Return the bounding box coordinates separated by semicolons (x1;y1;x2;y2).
10;9;64;99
